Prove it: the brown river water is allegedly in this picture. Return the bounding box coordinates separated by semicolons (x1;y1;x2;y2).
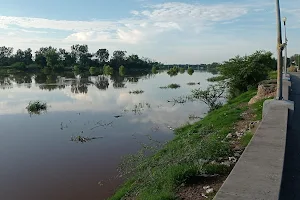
0;70;213;200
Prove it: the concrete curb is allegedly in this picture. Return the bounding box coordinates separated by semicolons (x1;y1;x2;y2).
214;77;293;200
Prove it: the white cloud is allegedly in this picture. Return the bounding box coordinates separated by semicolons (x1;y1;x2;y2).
2;1;298;63
65;31;112;42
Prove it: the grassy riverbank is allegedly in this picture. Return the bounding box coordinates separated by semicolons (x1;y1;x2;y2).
110;89;265;200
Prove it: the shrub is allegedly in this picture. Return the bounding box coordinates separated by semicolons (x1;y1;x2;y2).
167;66;179;76
11;62;26;70
179;68;185;74
26;101;47;115
187;67;194;75
89;66;97;75
219;50;274;98
73;65;80;71
152;66;158;74
191;82;226;111
119;65;125;76
103;64;113;75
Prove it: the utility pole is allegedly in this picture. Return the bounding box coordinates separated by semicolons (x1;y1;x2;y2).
276;0;283;100
283;17;288;74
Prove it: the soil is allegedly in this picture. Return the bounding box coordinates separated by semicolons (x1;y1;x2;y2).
177;176;227;200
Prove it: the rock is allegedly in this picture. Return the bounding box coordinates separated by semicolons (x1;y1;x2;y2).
226;133;233;139
203;186;210;190
234;152;241;157
229;157;237;163
235;131;244;138
206;188;214;194
221;161;231;166
201;193;208;198
249;84;276;105
210;160;218;165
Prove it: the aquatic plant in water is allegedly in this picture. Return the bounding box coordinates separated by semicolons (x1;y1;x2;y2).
159;84;181;89
26;101;48;115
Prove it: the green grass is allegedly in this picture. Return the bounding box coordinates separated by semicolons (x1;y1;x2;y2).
240;131;253;148
109;90;259;200
268;71;277;80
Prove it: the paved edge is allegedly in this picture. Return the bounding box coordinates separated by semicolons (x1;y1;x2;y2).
214;79;294;200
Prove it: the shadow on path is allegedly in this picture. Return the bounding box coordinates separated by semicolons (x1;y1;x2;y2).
280;73;300;200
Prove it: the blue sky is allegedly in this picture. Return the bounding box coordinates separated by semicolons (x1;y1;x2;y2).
0;0;299;64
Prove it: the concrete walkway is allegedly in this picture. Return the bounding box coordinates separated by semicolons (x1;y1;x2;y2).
279;73;300;200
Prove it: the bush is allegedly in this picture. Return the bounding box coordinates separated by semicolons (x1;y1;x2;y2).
103;64;113;75
89;66;97;75
73;65;80;71
187;67;194;75
179;68;185;74
119;65;125;76
219;50;274;98
167;66;179;76
11;62;26;70
152;66;158;74
26;101;48;115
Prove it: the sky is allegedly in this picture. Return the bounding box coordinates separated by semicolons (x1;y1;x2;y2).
0;0;299;64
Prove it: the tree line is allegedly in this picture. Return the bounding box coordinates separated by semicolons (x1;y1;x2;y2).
0;45;162;71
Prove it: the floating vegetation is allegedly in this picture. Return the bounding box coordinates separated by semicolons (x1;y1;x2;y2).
159;84;181;89
179;68;185;74
129;90;144;94
71;135;103;143
26;101;48;115
167;66;179;76
187;82;200;85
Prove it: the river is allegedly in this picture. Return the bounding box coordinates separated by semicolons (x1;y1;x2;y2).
0;70;214;200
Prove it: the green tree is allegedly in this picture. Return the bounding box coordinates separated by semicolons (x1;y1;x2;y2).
45;48;59;69
219;50;274;98
95;49;109;64
59;48;76;68
0;46;13;66
110;50;127;68
71;44;92;68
